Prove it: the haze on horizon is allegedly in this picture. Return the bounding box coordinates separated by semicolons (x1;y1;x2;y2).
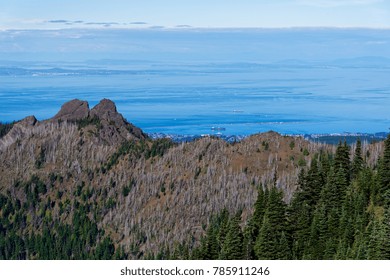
1;0;390;30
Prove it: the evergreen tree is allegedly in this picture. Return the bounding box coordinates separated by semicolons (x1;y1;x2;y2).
334;141;351;185
252;186;268;235
380;208;390;259
242;218;256;259
216;208;230;250
202;224;220;260
220;213;243;260
351;138;364;179
278;231;291;260
255;187;287;260
254;215;276;259
366;220;386;260
378;135;390;205
307;204;327;259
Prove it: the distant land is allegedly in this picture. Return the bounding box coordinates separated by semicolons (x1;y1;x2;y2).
148;131;389;145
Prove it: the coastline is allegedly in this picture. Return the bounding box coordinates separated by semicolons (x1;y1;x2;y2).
148;131;389;144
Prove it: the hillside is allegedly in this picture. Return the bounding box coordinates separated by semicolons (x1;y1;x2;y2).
0;99;387;259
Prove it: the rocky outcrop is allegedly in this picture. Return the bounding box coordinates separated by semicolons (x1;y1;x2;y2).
0;116;38;150
50;98;146;144
52;99;89;121
90;99;146;143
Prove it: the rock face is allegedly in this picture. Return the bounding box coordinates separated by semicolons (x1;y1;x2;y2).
19;115;38;127
90;99;122;125
0;116;38;150
1;98;146;149
90;99;146;143
53;99;90;121
51;98;146;144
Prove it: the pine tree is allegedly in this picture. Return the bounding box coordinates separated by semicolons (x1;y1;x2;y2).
334;141;351;185
278;231;291;259
252;186;268;235
288;199;311;259
202;224;220;260
307;204;327;259
366;220;385;260
380;208;390;259
217;208;230;250
378;135;390;205
351;138;364;179
242;218;256;259
220;213;243;260
254;215;276;259
266;187;287;234
255;187;287;260
302;159;323;208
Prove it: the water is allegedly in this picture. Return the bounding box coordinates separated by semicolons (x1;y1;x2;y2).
1;28;390;136
1;62;389;136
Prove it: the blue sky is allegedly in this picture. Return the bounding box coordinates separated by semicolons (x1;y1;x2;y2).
1;0;390;30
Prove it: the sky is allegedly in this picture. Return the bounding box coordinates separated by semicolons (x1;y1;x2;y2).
1;0;390;30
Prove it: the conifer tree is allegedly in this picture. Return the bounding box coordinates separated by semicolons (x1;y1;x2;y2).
220;213;243;260
242;218;256;259
366;220;385;260
254;215;276;259
307;204;327;259
334;141;351;184
378;135;390;204
202;224;219;260
217;208;230;250
351;138;364;179
252;186;267;235
278;231;291;260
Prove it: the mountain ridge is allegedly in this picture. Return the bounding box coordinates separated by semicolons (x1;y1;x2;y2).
0;99;385;259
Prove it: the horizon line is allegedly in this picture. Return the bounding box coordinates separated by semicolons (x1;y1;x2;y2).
2;26;390;32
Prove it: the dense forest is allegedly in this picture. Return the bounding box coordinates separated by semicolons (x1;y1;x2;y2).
1;99;389;260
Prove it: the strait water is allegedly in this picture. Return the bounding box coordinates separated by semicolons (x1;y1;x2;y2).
1;62;389;136
2;28;390;135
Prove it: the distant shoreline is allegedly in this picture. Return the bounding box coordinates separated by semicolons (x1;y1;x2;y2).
148;131;389;145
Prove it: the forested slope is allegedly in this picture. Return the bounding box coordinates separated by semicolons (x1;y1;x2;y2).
0;99;387;259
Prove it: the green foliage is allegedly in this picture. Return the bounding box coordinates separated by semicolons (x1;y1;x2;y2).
175;139;390;260
103;138;175;172
351;138;364;179
220;213;244;260
75;115;102;130
378;135;390;205
145;138;174;159
0;175;124;260
298;157;306;167
122;185;131;197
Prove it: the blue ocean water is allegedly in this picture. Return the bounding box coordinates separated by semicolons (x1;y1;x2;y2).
1;62;389;136
1;29;390;136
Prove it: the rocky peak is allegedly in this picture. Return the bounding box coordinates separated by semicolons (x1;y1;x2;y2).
53;99;90;121
92;99;117;114
19;115;38;127
90;99;121;123
47;98;146;144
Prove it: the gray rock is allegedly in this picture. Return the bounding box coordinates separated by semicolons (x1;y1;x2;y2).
53;99;90;121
